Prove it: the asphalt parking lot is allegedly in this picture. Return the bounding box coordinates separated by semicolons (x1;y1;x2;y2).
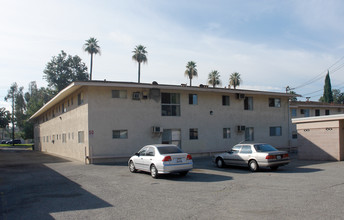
1;149;344;220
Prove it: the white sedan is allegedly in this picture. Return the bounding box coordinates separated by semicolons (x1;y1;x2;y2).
128;144;193;178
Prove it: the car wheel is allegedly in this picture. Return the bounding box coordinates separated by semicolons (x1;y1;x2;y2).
248;160;259;172
179;171;188;176
270;166;279;171
150;165;159;179
129;161;137;173
216;158;224;168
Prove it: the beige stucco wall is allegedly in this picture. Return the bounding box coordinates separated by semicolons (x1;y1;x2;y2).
290;107;344;149
296;120;341;161
33;84;291;163
86;86;290;159
34;88;89;162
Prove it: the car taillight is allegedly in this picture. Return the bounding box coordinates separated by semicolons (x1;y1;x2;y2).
283;153;289;158
162;156;172;162
187;154;192;160
266;155;276;160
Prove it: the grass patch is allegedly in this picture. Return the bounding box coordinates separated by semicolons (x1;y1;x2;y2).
0;144;34;150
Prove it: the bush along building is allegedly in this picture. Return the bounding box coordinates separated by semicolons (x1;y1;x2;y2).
30;81;295;163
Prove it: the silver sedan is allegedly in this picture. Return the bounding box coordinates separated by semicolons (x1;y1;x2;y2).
128;144;193;178
212;143;290;172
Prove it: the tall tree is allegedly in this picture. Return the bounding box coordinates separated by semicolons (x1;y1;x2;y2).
43;50;89;94
0;107;10;140
332;89;344;104
184;61;198;86
323;71;333;103
4;83;18;145
208;70;221;88
0;108;10;129
83;37;101;80
132;45;148;83
229;72;242;89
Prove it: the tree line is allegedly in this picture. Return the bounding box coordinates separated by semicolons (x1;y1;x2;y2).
2;37;342;142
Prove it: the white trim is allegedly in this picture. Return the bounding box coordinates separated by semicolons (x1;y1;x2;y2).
292;114;344;124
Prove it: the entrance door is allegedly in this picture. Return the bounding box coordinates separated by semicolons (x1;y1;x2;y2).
162;129;181;148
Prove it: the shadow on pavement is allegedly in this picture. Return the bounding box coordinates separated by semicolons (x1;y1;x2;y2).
191;155;326;174
135;170;233;182
0;150;112;219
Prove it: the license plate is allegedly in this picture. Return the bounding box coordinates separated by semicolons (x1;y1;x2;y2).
177;158;182;163
277;155;281;160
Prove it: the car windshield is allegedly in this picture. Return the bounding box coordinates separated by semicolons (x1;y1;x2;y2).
254;144;278;152
157;146;183;154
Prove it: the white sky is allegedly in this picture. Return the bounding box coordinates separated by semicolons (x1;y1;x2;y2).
1;0;344;110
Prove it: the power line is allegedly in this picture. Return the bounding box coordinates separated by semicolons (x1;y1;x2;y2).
292;55;344;90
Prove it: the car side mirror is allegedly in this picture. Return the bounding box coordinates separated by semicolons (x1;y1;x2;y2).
135;152;139;156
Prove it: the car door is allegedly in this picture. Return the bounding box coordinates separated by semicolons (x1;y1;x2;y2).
134;147;147;170
143;147;155;171
223;145;242;165
238;145;253;165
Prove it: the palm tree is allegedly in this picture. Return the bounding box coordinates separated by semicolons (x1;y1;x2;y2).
132;45;148;83
229;72;242;89
208;70;221;88
83;37;101;81
184;61;198;86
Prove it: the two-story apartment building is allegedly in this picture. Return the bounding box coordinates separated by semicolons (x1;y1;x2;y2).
30;81;294;163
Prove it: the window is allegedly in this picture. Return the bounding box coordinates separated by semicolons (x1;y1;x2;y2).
112;90;127;98
132;92;140;100
222;95;230;106
189;94;198;105
223;128;231;139
113;130;128;139
325;109;330;115
62;103;65;113
270;126;282;136
138;147;147;156
269;98;281;107
78;131;84;143
161;93;181;116
240;145;252;154
231;145;241;154
146;147;155;156
244;97;253;110
62;133;67;143
291;109;297;117
245;127;254;141
315;109;320;116
78;93;84;106
292;131;298;139
189;128;198;140
301;109;310;117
